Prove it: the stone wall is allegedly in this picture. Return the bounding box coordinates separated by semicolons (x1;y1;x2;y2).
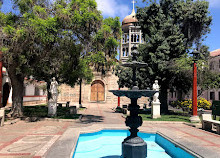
58;72;149;106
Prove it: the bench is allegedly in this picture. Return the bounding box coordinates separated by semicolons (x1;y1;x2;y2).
212;101;220;120
57;101;70;108
202;114;220;134
0;108;5;127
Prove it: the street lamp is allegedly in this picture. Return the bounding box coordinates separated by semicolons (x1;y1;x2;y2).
190;50;200;123
79;78;82;108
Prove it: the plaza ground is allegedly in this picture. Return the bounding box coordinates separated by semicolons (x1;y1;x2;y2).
0;103;220;158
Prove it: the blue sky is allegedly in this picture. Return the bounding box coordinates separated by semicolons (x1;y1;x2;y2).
96;0;220;52
1;0;220;52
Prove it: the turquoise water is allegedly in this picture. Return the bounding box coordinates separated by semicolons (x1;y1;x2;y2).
73;130;195;158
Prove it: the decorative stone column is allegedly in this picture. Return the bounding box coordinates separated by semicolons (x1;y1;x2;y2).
129;27;132;55
151;102;161;119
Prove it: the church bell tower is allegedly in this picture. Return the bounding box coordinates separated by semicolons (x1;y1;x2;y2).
120;1;143;62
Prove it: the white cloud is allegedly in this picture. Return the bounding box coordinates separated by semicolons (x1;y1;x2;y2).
207;0;220;8
96;0;130;19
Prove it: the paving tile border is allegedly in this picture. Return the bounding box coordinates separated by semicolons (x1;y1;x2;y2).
157;132;203;158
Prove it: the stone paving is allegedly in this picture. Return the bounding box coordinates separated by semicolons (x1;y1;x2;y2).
0;120;73;158
0;103;220;158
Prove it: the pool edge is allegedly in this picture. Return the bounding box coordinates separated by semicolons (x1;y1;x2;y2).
71;127;203;158
156;132;204;158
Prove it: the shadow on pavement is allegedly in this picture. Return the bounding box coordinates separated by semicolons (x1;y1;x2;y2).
79;115;104;124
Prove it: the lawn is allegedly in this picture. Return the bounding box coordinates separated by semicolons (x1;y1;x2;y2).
118;107;191;122
139;111;191;122
23;105;81;120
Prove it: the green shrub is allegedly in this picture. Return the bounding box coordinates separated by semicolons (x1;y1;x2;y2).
171;97;211;111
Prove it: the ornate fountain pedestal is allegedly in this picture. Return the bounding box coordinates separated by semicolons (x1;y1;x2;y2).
109;45;157;158
109;90;156;158
122;98;147;158
122;137;147;158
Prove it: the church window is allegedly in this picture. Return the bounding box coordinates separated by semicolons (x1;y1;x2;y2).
210;92;215;100
126;48;129;56
131;34;133;42
134;34;137;42
171;92;173;98
123;48;125;56
127;35;129;42
23;85;26;96
137;35;139;42
34;86;40;96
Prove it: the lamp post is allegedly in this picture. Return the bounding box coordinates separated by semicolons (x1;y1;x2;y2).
118;87;120;107
190;50;200;123
79;78;82;108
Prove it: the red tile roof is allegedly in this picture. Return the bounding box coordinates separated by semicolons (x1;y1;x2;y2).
210;49;220;57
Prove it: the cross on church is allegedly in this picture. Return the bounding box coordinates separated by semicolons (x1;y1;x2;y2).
132;0;137;10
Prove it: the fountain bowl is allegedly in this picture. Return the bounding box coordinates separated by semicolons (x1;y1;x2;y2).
109;89;157;99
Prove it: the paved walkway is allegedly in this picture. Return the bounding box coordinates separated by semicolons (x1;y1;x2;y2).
0;103;123;158
79;103;124;124
0;103;219;158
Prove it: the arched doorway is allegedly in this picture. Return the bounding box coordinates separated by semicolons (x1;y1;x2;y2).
90;80;105;102
3;83;11;107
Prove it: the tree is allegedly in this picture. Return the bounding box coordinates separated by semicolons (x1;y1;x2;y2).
86;17;122;74
76;17;121;106
0;0;102;117
116;0;212;112
197;46;220;95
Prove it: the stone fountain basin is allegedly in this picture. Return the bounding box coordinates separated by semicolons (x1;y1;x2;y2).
109;90;157;99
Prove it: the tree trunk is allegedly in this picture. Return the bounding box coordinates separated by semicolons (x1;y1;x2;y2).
47;82;51;103
159;86;169;114
7;69;24;118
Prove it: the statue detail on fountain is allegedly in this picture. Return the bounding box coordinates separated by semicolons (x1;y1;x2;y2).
152;80;160;103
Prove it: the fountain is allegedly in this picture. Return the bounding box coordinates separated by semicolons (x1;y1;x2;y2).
109;45;157;158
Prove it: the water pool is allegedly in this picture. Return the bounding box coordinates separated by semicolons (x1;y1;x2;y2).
73;130;196;158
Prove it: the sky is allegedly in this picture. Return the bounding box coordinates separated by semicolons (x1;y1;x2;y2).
1;0;220;52
96;0;220;52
